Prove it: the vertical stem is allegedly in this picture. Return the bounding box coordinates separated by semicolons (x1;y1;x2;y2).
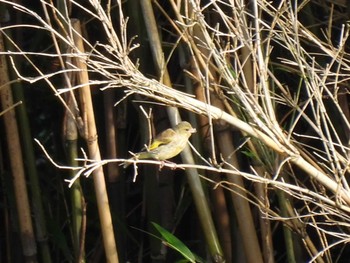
71;19;119;263
139;0;224;260
64;95;85;261
0;32;37;263
2;6;53;261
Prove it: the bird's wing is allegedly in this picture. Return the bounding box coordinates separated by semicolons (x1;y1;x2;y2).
148;128;176;150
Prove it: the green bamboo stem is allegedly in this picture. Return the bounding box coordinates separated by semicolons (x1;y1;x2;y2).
253;167;274;263
179;43;233;261
277;187;326;263
3;34;53;263
277;190;297;263
68;142;86;263
53;2;86;260
139;0;224;260
0;32;37;263
65;95;85;262
11;77;53;263
1;6;51;263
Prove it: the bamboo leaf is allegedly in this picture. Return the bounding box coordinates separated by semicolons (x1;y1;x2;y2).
151;222;203;263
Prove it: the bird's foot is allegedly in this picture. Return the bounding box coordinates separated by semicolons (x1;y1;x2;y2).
157;160;178;170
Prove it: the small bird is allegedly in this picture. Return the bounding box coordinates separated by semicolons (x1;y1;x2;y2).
124;121;196;167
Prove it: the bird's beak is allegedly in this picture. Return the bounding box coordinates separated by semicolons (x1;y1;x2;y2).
190;128;197;134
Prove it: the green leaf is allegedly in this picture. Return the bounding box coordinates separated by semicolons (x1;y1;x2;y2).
151;222;198;262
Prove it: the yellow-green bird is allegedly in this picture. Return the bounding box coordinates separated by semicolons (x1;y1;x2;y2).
124;121;196;167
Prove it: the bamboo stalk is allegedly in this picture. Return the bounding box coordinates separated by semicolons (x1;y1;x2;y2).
3;12;53;261
71;19;119;263
139;0;224;260
64;93;85;262
216;131;264;263
0;31;37;263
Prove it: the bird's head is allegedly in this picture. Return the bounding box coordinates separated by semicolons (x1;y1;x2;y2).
175;121;196;135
